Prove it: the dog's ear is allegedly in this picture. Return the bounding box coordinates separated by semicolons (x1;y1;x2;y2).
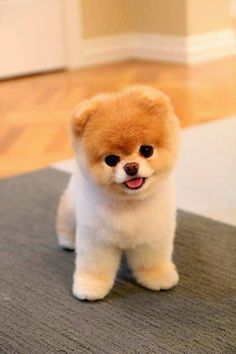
124;85;172;114
71;99;97;137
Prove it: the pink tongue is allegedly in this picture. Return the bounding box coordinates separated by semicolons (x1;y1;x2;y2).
125;178;143;189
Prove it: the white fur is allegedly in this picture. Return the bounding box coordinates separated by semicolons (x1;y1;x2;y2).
57;162;178;301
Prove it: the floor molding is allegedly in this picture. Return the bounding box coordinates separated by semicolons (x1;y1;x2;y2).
76;29;236;67
79;33;133;67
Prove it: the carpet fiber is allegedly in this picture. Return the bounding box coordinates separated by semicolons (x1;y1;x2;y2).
0;169;235;354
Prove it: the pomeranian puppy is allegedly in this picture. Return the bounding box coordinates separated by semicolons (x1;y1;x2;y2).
56;85;180;301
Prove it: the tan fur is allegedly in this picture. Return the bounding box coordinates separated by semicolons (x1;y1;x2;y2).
73;86;179;161
71;86;180;198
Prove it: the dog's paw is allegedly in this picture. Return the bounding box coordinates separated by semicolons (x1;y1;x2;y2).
72;271;113;301
134;262;179;291
58;234;75;251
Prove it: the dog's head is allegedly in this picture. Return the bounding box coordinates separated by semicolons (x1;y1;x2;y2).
71;86;180;200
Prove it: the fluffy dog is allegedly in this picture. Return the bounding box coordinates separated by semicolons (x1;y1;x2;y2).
56;86;180;301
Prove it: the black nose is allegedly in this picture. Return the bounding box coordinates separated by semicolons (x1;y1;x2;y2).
124;162;139;176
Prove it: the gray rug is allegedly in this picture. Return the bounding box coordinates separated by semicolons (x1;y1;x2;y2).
0;168;235;354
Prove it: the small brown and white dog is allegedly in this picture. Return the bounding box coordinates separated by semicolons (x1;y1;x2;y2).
56;86;180;301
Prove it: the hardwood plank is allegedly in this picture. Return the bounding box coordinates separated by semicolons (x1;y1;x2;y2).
0;126;25;154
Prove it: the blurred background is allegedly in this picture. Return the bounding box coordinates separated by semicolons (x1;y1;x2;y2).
0;0;236;207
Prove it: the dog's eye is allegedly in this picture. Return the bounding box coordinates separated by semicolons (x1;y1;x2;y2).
139;145;153;158
105;154;120;167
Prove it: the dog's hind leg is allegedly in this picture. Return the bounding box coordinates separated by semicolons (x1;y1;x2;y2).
56;183;76;251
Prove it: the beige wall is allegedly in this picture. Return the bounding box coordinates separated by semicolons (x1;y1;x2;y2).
80;0;232;39
80;0;132;38
187;0;231;35
133;0;187;36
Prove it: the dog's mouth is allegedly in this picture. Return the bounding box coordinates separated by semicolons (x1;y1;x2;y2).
124;177;146;190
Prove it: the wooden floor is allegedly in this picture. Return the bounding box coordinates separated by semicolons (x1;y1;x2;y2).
1;57;236;178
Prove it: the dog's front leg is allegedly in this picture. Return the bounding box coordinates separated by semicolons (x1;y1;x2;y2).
126;235;178;291
73;232;121;301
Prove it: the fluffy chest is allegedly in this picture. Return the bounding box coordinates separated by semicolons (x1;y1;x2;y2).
76;193;171;249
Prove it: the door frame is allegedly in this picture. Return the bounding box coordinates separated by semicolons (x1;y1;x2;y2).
63;0;84;68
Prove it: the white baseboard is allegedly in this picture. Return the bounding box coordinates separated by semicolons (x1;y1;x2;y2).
185;29;236;63
75;29;236;67
79;34;133;67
